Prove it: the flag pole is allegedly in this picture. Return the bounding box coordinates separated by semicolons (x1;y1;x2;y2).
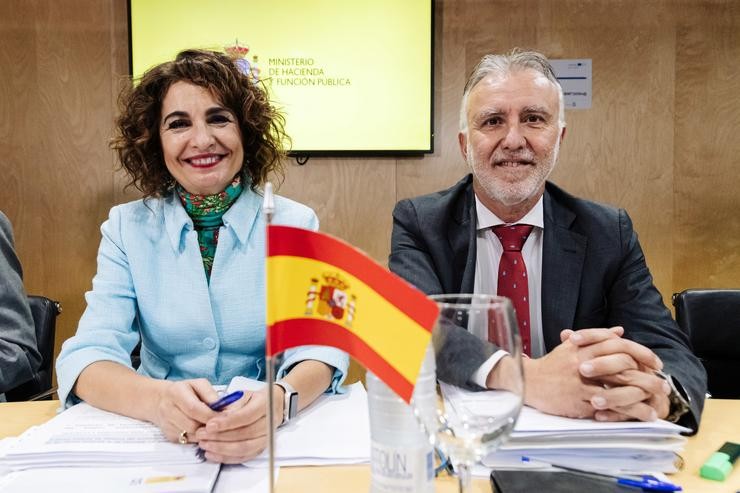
262;182;276;493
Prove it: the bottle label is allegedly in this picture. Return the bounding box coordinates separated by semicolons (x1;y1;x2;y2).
370;440;434;493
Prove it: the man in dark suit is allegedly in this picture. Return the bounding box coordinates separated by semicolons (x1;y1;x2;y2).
0;210;41;399
390;50;705;431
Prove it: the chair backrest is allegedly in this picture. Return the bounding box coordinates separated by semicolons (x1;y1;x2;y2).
4;295;60;401
672;289;740;399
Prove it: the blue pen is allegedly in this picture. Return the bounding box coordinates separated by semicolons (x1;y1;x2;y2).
196;390;245;460
208;390;244;411
521;456;682;492
615;475;682;491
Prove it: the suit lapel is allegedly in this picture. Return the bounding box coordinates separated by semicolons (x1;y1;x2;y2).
542;186;587;350
448;178;477;293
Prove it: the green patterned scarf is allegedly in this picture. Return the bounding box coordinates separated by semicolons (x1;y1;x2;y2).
176;176;243;282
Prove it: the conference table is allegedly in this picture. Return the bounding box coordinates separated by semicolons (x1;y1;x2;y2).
1;399;738;492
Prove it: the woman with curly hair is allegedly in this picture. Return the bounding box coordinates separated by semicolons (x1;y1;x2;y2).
56;49;347;463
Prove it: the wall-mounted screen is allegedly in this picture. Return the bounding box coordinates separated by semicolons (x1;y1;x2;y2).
129;0;433;155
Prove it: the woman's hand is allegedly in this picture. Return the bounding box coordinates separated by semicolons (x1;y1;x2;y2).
194;386;285;464
152;378;220;443
194;360;333;464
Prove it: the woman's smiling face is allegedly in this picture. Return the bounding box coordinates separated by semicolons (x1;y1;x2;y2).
160;81;244;195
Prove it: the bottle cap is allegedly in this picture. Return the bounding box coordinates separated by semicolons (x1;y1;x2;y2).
700;442;740;481
700;452;733;480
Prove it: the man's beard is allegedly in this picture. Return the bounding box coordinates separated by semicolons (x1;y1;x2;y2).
467;139;559;207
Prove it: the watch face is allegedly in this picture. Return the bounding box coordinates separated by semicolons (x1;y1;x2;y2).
662;373;690;422
276;381;299;423
652;370;690;422
275;382;298;426
287;392;299;419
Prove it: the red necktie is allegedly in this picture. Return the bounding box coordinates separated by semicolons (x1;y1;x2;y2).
492;224;534;355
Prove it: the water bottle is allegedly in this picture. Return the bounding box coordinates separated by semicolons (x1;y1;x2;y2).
367;345;436;493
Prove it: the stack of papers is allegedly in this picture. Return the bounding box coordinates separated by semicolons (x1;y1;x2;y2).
441;385;689;475
0;404;219;492
488;406;689;473
0;403;204;469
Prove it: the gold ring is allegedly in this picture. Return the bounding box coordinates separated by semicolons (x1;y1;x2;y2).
178;430;188;444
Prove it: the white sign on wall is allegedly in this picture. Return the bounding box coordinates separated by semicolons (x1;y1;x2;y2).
551;59;592;109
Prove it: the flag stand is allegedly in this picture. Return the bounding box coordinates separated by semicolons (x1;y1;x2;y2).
262;183;277;493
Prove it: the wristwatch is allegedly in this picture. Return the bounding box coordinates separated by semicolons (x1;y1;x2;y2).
275;380;298;425
654;370;690;423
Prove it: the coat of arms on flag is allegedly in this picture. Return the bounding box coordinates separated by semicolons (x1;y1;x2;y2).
305;274;356;327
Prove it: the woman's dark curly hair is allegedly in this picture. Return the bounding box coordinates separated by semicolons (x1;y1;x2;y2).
111;49;287;197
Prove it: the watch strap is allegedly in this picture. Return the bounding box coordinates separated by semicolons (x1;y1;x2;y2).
275;380;298;425
654;370;690;423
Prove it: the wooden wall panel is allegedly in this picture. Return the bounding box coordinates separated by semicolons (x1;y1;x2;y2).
0;2;38;229
111;0;139;206
396;0;470;203
1;0;738;386
279;158;396;265
674;1;740;291
0;0;119;363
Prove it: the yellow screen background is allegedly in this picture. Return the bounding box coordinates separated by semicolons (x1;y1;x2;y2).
131;0;432;152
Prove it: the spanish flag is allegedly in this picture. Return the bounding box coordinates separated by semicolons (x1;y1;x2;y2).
267;225;439;403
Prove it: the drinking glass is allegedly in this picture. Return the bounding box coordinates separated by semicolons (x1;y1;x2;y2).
413;294;524;493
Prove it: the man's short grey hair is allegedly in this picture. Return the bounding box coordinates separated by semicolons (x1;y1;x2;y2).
459;49;566;134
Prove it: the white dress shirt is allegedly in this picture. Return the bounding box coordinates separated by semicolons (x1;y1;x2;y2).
471;194;544;387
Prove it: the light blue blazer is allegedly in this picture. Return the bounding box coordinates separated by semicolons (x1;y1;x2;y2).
56;189;348;407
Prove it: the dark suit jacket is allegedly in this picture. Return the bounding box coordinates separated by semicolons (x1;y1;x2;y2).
389;175;706;432
0;211;41;395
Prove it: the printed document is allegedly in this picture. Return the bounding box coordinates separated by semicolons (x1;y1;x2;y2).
0;403;201;469
227;378;370;467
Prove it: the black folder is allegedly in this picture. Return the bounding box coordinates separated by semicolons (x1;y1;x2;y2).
490;470;634;493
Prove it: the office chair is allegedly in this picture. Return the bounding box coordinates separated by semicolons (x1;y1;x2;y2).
672;289;740;399
5;295;61;402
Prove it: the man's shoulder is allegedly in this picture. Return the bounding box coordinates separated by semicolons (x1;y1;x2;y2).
0;211;16;267
0;210;12;242
0;211;21;263
396;174;473;217
545;181;624;228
